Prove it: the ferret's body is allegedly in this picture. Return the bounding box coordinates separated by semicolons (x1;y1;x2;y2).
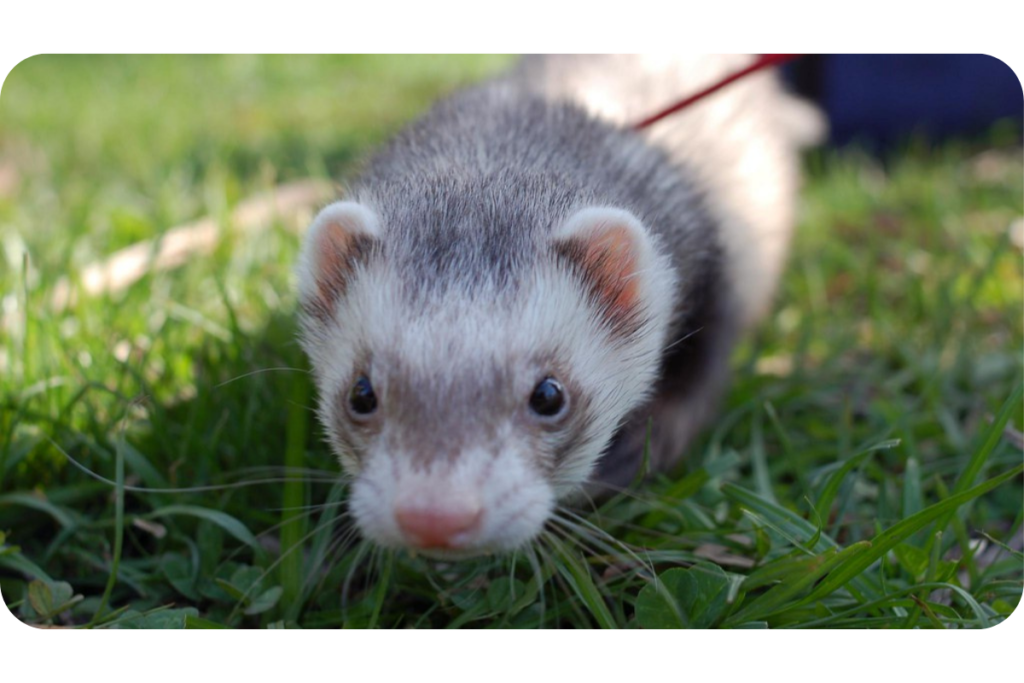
297;55;822;555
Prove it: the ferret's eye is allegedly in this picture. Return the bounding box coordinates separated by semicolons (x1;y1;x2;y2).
348;376;378;416
529;377;566;418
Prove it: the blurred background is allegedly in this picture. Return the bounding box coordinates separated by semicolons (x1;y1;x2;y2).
0;55;1021;628
786;54;1021;146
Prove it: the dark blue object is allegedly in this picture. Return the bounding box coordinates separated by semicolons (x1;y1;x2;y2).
784;55;1023;146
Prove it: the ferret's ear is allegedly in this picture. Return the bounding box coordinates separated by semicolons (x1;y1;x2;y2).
298;201;380;320
553;207;659;334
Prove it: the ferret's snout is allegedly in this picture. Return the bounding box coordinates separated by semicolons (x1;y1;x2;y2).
394;500;483;550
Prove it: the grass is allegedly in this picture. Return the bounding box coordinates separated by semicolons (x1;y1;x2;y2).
0;55;1021;629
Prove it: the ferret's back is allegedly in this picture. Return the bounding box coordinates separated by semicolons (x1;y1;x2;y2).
508;55;824;328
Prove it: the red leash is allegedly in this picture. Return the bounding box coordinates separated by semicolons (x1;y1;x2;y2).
632;54;803;131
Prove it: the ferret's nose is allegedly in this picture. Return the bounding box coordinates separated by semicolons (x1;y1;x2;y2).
395;502;483;549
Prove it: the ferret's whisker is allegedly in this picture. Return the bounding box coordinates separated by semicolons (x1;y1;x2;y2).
341;539;374;618
547;516;633;570
523;541;547;625
224;510;349;623
551;509;656;580
230;465;343;479
661;325;704;353
265;500;348;514
532;535;562;624
213;366;310;389
51;437;339;494
302;520;361;604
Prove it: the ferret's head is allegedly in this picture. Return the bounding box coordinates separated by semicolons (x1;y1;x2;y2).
296;194;676;557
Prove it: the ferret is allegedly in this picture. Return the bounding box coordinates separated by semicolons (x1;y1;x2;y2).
296;55;823;558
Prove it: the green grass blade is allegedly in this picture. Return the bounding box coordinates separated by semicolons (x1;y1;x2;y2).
89;424;126;625
814;439;900;520
806;464;1024;602
0;492;78;528
725;541;871;626
723;483;839;553
954;384;1021;495
279;367;310;609
147;504;266;562
547;535;617;629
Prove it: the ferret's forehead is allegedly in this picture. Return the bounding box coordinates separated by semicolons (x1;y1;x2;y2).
348;259;610;395
365;283;534;367
352;171;590;294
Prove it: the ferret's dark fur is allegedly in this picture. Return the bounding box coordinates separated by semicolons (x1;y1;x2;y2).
296;55;822;554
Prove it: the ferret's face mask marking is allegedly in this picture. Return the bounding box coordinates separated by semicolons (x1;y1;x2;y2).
297;200;676;556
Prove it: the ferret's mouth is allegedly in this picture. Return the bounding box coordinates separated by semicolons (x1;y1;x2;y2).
347;453;557;560
403;545;500;561
375;524;537;560
365;523;540;560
